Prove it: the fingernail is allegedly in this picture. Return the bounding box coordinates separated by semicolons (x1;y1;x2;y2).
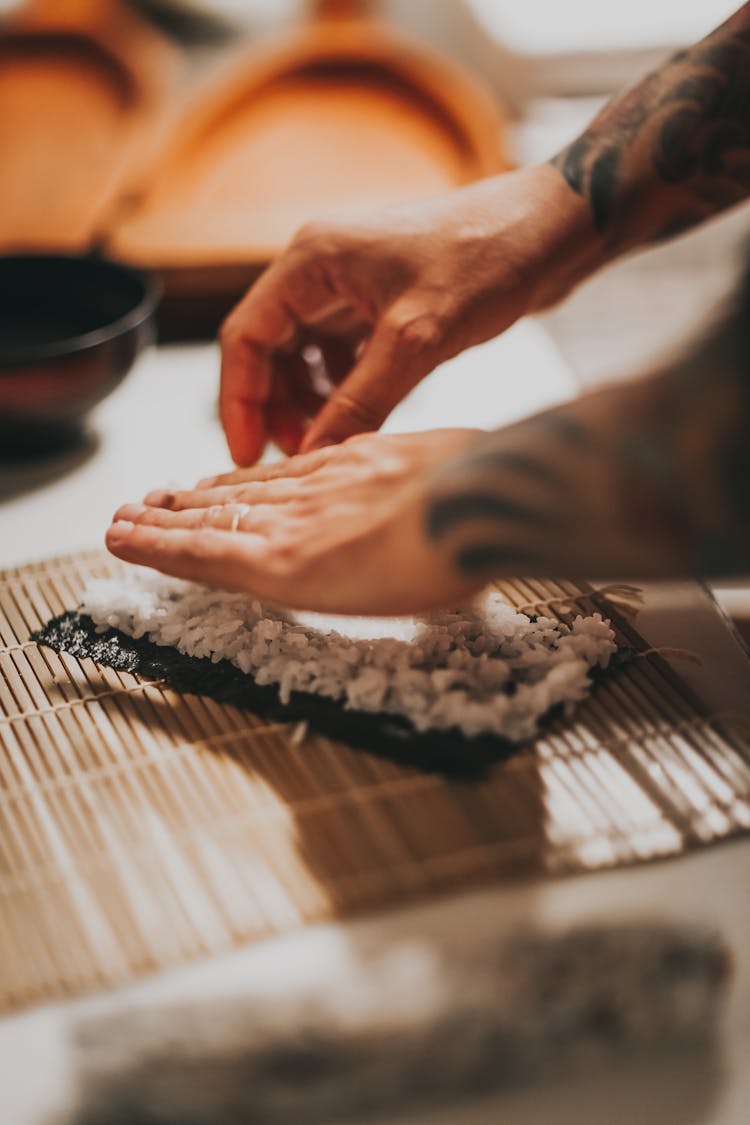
144;490;173;507
196;476;216;489
108;520;135;536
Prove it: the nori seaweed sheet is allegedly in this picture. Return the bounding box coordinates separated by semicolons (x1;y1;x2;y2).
34;611;633;780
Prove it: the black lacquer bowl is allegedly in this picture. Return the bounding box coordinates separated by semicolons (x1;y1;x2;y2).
0;253;159;455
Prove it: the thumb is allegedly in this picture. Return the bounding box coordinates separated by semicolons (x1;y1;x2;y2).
300;309;437;451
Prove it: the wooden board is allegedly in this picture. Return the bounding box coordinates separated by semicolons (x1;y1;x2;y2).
106;14;511;330
2;550;750;1014
0;0;181;253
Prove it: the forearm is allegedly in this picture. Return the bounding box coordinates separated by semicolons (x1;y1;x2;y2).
425;278;750;582
549;3;750;255
435;4;750;347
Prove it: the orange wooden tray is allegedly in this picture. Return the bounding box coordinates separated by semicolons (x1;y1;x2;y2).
106;0;512;334
0;0;181;253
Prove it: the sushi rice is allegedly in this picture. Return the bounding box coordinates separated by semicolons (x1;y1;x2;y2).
82;572;617;742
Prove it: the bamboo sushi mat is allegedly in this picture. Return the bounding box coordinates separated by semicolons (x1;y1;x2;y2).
2;550;750;1015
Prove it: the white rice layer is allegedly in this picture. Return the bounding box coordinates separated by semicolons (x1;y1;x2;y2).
82;573;617;742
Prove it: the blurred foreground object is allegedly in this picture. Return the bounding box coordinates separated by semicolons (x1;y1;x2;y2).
64;922;729;1125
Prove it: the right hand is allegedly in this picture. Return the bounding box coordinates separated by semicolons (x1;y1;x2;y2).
109;428;482;615
219;164;594;464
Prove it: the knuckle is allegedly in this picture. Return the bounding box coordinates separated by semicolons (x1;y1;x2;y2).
387;307;442;356
237;484;265;505
291;220;336;255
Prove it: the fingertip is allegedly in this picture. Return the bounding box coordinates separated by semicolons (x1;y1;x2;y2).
299;403;358;454
273;431;304;458
223;401;266;468
105;520;136;554
267;413;306;458
113;504;146;523
298;431;332;454
299;417;346;452
227;432;261;469
297;414;335;453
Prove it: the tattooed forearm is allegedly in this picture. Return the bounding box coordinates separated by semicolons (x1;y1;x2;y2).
426;264;750;581
550;3;750;249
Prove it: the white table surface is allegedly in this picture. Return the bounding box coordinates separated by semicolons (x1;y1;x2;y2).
0;320;575;569
2;321;750;1125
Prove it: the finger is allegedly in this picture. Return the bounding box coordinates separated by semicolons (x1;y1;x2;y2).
197;447;331;489
263;335;364;454
265;370;310;457
300;310;436;451
105;522;269;593
219;247;349;467
114;501;291;535
144;478;300;510
219;334;274;468
219;259;301;467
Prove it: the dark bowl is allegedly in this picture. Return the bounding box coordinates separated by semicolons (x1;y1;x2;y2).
0;253;160;455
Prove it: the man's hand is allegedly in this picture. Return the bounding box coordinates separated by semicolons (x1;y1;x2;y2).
105;430;483;615
218;3;750;469
219;165;592;465
107;254;750;612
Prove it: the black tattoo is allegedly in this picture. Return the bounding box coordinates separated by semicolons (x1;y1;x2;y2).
651;211;704;242
550;6;750;243
456;544;544;575
465;449;567;490
427;492;558;540
426;254;750;582
542;412;599;450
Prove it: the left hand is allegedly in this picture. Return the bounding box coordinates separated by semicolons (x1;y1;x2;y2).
218;166;588;464
105;430;484;615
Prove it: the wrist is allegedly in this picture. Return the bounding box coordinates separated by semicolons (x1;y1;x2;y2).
436;164;604;355
513;163;604;315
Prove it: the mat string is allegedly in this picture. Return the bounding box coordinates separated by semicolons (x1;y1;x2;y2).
636;646;704;666
509;583;645;620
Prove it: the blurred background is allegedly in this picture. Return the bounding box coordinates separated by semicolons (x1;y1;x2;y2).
1;0;749;617
2;0;747;370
